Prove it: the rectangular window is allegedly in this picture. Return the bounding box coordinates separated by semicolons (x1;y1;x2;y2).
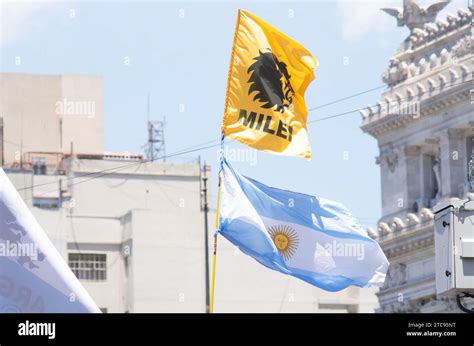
32;157;47;175
68;253;107;281
33;197;59;209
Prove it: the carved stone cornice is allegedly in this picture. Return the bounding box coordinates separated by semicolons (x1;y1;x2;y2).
379;9;472;87
379;223;434;260
366;210;436;259
452;35;472;57
361;85;471;139
408;9;471;51
377;275;437;312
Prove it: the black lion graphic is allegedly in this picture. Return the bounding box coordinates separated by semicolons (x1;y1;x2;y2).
247;50;295;112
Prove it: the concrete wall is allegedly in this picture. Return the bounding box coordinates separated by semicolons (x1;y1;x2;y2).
0;74;62;165
0;73;104;166
60;75;104;154
127;209;206;312
64;159;205;313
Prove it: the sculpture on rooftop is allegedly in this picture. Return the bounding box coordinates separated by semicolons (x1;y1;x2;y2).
381;0;450;32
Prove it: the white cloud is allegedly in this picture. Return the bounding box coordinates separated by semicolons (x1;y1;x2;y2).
0;0;62;46
336;0;465;42
336;0;399;42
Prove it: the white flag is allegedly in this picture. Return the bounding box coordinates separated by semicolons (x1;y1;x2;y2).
0;169;100;313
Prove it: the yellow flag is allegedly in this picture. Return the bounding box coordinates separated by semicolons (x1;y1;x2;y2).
222;9;317;160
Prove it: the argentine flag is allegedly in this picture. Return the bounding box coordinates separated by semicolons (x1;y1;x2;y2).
219;159;388;291
0;169;100;313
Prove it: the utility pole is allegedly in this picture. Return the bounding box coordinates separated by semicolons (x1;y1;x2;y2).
58;179;63;209
202;162;210;313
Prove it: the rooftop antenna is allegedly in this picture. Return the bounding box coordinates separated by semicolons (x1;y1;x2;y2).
144;94;166;162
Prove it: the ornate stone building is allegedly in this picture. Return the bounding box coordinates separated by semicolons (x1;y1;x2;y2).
360;1;473;312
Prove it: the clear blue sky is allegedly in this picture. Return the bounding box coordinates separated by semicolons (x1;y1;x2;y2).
0;0;464;228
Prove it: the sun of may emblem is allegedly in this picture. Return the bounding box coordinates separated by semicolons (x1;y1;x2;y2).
267;224;299;261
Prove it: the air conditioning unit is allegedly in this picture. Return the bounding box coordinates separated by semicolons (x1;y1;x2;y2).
434;198;474;296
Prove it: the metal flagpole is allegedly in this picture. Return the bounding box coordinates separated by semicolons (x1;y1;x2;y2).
210;135;224;313
202;162;210;313
210;9;239;312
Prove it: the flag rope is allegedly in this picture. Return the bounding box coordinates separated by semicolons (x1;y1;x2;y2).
210;135;225;313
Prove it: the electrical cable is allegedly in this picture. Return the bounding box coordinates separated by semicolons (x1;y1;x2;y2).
309;79;472;124
10;83;397;192
11;78;473;193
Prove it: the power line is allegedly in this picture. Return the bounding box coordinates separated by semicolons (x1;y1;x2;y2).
7;82;386;168
309;79;472;124
69;143;219;188
307;85;385;111
3;139;34;150
6;82;397;186
16;138;222;192
27;142;221;201
12;79;472;193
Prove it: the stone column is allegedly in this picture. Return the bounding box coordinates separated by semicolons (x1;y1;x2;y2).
405;145;422;212
379;146;403;216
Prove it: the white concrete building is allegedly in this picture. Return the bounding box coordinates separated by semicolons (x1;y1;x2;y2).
361;2;473;312
1;73;380;312
0;73;104;167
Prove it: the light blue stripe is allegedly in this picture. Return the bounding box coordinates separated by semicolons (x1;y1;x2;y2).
220;218;289;274
222;159;375;243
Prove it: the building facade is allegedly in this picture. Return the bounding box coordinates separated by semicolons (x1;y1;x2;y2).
361;2;473;312
0;73;104;167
